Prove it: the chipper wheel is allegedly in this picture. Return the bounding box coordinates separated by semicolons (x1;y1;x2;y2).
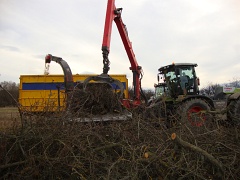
227;98;240;125
177;98;212;128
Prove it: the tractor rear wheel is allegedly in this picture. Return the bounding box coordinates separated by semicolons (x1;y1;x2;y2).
177;98;211;127
227;98;240;125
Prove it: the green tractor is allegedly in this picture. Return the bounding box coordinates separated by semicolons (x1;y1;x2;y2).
147;82;168;106
150;63;215;127
213;86;240;125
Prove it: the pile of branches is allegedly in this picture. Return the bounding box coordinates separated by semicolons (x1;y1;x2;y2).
67;83;123;117
1;111;240;179
1;85;239;179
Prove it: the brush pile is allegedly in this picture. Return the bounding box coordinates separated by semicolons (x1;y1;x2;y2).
1;85;240;179
67;83;123;117
1;110;240;179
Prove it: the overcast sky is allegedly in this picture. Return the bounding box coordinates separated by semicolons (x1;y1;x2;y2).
0;0;239;89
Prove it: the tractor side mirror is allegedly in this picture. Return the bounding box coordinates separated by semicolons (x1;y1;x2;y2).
197;77;200;85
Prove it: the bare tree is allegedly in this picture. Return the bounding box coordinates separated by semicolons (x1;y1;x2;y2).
0;81;19;107
224;77;240;87
200;82;220;97
128;87;154;101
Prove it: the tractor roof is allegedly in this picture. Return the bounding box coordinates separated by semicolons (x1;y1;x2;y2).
158;63;198;72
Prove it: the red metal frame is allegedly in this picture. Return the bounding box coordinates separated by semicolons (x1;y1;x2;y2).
102;0;142;106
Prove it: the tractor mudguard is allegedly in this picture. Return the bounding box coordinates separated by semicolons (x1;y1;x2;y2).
228;92;240;100
177;95;215;110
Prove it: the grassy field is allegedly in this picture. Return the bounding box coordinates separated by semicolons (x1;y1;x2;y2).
0;107;21;131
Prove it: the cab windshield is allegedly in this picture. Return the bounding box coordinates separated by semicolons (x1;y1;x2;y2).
163;65;196;97
155;85;165;97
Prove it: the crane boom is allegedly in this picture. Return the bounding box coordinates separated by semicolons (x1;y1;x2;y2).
83;0;146;107
101;0;143;105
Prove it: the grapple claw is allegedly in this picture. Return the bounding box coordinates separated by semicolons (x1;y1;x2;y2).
83;74;125;98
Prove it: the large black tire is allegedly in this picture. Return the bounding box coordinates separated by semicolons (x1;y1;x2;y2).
227;98;240;125
177;98;211;127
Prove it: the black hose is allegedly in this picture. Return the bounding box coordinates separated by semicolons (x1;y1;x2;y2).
139;73;148;104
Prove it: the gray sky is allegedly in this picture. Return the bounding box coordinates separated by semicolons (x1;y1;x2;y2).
0;0;240;89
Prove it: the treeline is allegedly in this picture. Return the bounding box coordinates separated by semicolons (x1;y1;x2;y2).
0;81;19;107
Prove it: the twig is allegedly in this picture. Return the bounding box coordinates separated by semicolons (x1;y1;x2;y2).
0;160;27;169
171;133;224;173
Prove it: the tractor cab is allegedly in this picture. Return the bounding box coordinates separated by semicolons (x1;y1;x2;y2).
158;63;200;98
154;83;168;98
154;72;168;98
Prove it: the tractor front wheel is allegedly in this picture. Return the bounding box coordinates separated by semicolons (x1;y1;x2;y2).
177;98;211;127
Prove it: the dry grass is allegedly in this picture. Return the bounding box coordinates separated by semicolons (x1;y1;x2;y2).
0;107;21;132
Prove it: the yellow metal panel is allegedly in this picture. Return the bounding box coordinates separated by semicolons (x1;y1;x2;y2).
19;74;128;112
20;75;64;83
20;90;45;98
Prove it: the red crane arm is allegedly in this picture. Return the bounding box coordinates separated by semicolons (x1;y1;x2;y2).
102;0;142;103
102;0;115;52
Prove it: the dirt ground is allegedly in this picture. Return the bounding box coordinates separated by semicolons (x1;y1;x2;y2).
0;107;21;131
